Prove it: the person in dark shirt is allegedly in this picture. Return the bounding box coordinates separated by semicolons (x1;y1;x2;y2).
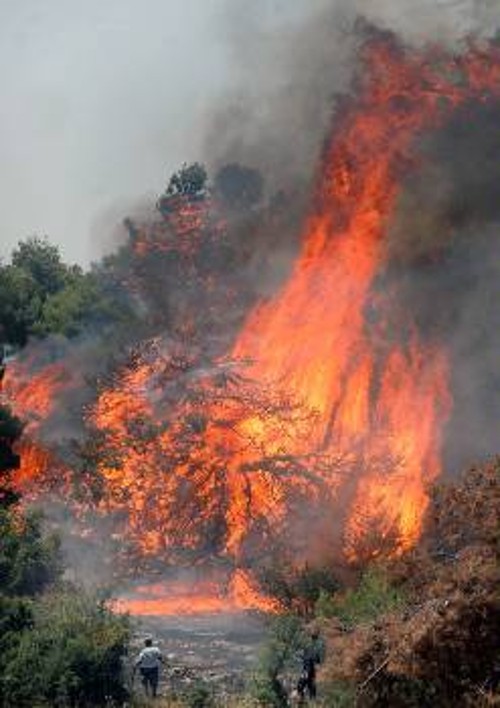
296;629;325;701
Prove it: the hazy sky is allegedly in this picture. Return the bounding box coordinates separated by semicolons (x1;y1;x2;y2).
0;0;491;265
0;0;240;264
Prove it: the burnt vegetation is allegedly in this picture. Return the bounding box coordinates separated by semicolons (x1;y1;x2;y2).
318;461;500;707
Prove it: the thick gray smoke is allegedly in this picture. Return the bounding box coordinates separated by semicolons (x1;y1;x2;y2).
388;98;500;471
203;0;499;198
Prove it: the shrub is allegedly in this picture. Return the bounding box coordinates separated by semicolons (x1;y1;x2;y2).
0;589;130;707
182;680;215;708
250;615;306;707
321;462;500;706
320;680;357;707
326;568;405;628
0;509;62;597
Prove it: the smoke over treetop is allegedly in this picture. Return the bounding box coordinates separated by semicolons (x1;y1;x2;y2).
203;0;500;200
1;1;498;265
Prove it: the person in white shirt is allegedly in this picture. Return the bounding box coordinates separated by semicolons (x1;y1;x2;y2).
135;637;164;698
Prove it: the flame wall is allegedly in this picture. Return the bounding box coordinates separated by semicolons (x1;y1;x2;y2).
5;32;500;585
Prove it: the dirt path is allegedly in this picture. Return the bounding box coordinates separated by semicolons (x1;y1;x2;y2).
132;612;268;697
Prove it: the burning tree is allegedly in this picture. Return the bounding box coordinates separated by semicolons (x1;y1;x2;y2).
4;24;500;618
83;342;340;567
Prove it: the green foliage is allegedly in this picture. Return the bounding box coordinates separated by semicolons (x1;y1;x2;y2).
0;432;62;698
34;271;126;339
0;263;41;345
320;681;356;707
0;590;130;707
0;404;59;596
322;569;405;627
0;236;77;344
0;237;135;345
292;566;340;615
11;237;68;295
165;162;208;197
250;672;289;708
0;419;130;707
250;615;306;707
182;680;215;708
35;282;95;338
0;405;23;508
0;509;62;597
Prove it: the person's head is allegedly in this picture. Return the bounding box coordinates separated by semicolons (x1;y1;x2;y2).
144;638;153;647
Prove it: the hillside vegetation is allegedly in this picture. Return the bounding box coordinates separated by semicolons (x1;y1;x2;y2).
316;460;500;707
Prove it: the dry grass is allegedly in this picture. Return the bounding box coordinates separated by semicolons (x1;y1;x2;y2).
320;461;500;706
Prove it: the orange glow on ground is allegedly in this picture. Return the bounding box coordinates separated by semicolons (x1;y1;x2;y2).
115;570;278;616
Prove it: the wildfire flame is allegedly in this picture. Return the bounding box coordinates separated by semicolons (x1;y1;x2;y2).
115;569;278;616
5;32;500;613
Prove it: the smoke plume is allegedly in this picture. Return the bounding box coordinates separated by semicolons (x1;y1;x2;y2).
204;0;499;197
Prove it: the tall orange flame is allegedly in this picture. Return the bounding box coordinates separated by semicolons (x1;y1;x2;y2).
88;37;500;565
6;36;500;613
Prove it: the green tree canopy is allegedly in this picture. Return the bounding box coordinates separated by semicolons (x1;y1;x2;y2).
165;161;208;197
0;237;135;346
0;406;23;509
11;237;69;296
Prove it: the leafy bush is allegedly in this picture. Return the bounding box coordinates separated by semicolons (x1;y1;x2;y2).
0;237;137;345
164;163;207;198
0;590;130;707
0;405;130;707
182;680;215;708
250;615;306;707
0;509;62;597
323;569;405;627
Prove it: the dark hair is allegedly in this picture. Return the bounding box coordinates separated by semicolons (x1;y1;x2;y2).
144;638;153;647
